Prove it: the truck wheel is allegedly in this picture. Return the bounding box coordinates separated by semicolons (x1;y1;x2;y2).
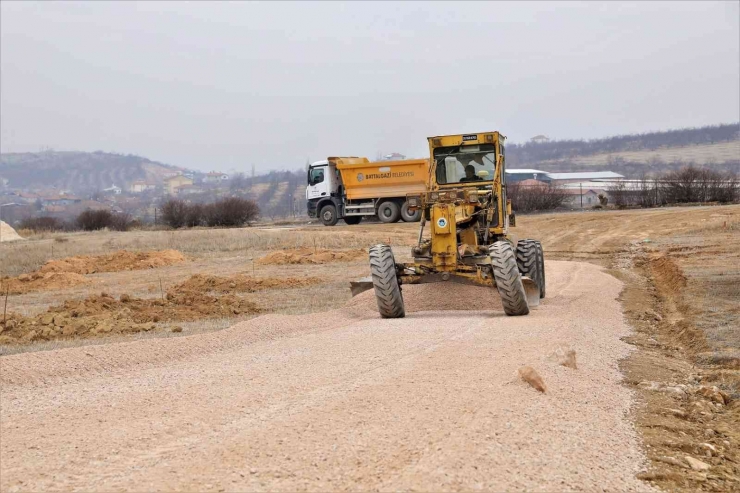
343;216;362;225
401;201;421;222
516;239;544;299
377;201;401;223
319;204;338;226
535;241;546;298
369;244;405;318
491;241;529;316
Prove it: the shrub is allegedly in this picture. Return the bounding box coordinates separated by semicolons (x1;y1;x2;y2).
161;197;259;229
508;183;569;212
109;212;135;231
185;203;204;227
76;209;113;231
18;216;66;231
161;199;189;229
203;197;259;227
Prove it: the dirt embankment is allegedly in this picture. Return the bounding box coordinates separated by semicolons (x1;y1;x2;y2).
257;248;366;265
1;250;187;294
0;272;326;344
177;274;322;293
0;288;260;344
619;246;739;492
40;249;187;275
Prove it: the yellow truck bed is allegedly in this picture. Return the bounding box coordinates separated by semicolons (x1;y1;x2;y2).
331;157;429;201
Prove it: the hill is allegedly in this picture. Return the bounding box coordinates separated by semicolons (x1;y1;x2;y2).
0;151;190;193
507;123;740;175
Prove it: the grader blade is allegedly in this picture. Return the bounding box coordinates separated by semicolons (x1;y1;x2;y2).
521;277;540;308
350;277;374;297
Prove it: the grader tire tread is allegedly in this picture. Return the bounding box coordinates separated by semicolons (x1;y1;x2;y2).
491;241;530;316
516;239;543;298
535;241;546;298
369;244;405;318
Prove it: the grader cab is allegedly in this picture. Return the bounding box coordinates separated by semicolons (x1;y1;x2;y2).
354;131;545;317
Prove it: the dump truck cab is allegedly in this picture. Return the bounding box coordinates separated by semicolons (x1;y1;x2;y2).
306;158;348;222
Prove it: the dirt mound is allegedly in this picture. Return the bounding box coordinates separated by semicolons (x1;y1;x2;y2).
0;221;24;242
0;289;260;345
649;255;687;295
39;249;187;275
175;274;322;293
1;272;90;295
257;248;366;265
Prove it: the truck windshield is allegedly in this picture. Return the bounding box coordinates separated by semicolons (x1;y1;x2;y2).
433;144;496;185
308;167;325;185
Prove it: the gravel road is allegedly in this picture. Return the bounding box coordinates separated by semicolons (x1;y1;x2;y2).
0;260;654;492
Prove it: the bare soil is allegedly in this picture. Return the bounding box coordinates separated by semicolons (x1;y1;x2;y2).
0;289;260;345
176;273;322;293
1;271;90;295
38;248;187;274
257;247;367;265
0;249;187;294
1;204;739;491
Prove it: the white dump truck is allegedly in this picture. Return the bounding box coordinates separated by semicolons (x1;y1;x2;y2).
306;157;430;226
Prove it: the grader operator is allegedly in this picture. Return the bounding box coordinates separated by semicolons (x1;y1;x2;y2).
352;131;545;317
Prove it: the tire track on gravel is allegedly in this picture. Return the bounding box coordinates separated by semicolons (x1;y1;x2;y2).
1;261;655;492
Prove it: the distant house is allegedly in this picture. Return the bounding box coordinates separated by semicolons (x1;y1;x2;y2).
505;169;552;183
40;194;82;208
563;188;601;207
176;184;203;195
165;175;193;194
103;185;122;195
530;135;550;144
203;171;229;183
383;153;406;161
130;181;156;193
514;179;549;188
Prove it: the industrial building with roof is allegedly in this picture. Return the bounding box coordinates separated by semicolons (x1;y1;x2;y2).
506;170;624;184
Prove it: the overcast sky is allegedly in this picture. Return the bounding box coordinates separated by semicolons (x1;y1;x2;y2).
1;1;738;173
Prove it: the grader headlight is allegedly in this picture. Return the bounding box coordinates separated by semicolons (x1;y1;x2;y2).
468;192;479;203
429;192;439;202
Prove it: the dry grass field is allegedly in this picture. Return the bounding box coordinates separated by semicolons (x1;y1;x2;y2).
1;204;739;490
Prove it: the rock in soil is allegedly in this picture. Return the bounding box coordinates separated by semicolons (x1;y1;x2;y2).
518;366;547;393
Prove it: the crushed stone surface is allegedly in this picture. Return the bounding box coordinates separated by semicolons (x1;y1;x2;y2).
0;260;655;492
257;247;366;265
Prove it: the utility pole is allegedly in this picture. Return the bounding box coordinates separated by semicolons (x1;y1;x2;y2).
580;183;583;209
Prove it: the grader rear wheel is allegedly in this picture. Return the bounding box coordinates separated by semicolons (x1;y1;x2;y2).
369;244;405;318
516;239;545;299
491;241;530;316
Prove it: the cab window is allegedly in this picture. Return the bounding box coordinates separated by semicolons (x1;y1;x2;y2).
309;167;325;185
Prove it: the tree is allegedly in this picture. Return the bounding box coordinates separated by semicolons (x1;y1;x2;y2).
230;172;249;191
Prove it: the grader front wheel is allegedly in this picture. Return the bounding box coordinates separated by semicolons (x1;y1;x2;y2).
369;244;405;318
491;241;530;316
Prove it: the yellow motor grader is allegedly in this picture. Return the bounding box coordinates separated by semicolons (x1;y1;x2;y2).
352;131;545;317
